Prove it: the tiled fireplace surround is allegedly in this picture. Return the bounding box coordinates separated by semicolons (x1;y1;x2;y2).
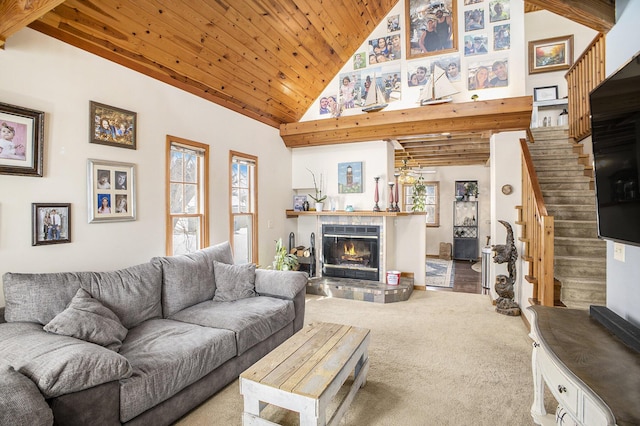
306;214;414;303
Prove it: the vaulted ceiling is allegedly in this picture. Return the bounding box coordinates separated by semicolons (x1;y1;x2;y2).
0;0;615;167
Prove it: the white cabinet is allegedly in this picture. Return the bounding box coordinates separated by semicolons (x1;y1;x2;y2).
528;306;620;426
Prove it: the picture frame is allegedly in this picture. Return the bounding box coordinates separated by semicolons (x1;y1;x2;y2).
0;102;45;177
533;86;559;102
528;35;574;74
338;162;363;194
32;203;71;246
89;101;137;149
293;195;307;211
406;0;456;59
87;159;136;223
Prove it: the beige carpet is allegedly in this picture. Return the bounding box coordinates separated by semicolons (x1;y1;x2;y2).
175;291;547;425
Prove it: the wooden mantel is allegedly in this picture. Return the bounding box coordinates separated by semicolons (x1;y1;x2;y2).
279;96;533;148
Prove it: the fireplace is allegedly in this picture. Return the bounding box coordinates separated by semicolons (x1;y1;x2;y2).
321;224;380;281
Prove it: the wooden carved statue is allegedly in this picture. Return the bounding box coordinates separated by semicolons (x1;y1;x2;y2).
491;220;521;316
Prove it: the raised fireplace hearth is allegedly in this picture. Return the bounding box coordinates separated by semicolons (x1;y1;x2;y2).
321;224;380;281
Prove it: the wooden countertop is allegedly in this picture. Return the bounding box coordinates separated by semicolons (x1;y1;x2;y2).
285;209;425;218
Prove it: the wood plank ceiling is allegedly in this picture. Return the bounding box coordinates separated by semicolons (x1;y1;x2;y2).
0;0;615;167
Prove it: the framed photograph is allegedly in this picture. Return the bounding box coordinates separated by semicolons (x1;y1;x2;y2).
293;195;307;211
89;101;137;149
528;35;574;74
32;203;71;246
87;159;136;223
534;86;559;102
338;162;363;194
0;102;44;177
406;0;456;59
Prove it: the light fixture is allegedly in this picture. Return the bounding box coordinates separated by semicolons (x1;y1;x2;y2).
397;159;417;185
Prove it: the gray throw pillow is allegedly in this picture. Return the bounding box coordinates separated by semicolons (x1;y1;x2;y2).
44;288;128;352
212;261;256;302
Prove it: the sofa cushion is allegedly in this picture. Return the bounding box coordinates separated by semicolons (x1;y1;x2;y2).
43;288;128;352
0;322;132;398
153;241;234;317
3;271;83;325
212;261;256;302
3;262;162;329
118;318;236;422
169;296;295;355
82;262;163;328
0;362;53;426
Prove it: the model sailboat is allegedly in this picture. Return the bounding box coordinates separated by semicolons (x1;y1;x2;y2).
362;77;388;113
417;65;459;106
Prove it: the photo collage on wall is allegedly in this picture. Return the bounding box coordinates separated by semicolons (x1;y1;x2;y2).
319;0;513;117
321;14;403;117
463;0;511;90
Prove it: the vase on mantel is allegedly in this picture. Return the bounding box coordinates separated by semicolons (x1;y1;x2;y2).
315;202;324;212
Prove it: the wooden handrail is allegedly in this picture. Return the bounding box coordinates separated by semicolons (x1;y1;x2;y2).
519;138;555;306
565;33;606;142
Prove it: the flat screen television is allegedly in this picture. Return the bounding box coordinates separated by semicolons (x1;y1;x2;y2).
590;51;640;246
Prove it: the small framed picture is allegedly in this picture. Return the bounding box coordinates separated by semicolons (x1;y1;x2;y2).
338;162;363;193
89;101;137;149
32;203;71;246
293;195;307;211
528;35;574;74
0;102;45;177
87;159;136;223
533;86;559;102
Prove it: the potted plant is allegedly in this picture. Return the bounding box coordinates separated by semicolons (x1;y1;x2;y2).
464;181;478;201
272;238;299;271
411;176;427;212
307;168;327;211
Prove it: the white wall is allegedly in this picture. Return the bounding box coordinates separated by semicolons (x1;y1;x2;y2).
0;29;295;306
422;165;490;256
600;0;640;327
490;131;527;307
524;11;598;125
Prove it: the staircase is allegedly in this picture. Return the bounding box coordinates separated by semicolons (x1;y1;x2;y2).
527;126;606;310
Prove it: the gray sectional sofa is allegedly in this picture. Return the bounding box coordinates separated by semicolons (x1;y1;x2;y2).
0;242;307;425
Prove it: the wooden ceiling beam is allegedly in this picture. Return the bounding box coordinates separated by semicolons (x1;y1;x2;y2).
0;0;64;48
525;0;614;33
280;96;533;147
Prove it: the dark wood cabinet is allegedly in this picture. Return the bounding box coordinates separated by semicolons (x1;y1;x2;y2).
453;201;478;260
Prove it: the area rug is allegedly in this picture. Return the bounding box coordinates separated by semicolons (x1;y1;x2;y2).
426;258;454;287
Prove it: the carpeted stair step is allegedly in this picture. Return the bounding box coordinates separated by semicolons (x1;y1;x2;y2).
558;278;607;309
554;220;598;238
555;256;606;278
542;190;596;205
535;165;586;178
532;158;581;169
538;181;592;191
554;236;606;257
546;204;596;220
529;127;570;141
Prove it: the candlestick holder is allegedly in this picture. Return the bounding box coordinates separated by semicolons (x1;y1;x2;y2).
387;182;395;212
373;176;381;212
393;173;400;212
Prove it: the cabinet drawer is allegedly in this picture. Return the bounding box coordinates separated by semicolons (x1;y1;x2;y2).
539;348;579;416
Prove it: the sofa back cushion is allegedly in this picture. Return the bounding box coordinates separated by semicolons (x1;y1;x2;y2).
153;241;234;317
3;262;162;328
82;262;163;328
3;272;84;325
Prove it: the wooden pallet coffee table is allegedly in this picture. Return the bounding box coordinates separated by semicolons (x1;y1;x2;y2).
240;322;370;425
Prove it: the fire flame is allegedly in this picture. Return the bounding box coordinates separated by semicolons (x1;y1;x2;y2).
343;242;356;255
